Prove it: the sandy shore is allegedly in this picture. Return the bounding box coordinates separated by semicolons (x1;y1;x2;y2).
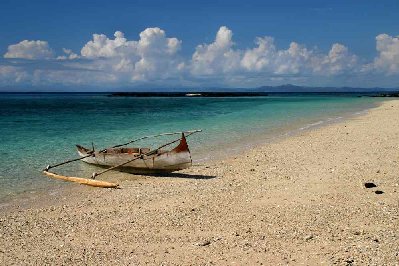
1;100;398;265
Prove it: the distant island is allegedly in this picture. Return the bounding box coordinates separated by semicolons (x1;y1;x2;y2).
1;84;398;94
109;84;399;97
369;92;399;97
254;84;399;93
109;92;269;97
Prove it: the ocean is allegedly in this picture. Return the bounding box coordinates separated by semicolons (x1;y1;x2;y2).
0;92;382;203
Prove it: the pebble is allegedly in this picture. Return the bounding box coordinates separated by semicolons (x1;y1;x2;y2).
304;234;313;241
195;240;211;247
364;182;377;188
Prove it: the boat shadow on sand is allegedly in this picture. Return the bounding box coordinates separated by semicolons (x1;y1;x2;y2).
147;172;217;180
112;168;217;180
86;164;217;180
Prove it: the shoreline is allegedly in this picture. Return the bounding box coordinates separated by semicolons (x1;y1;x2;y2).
183;99;379;166
0;100;381;212
0;93;382;207
1;99;398;264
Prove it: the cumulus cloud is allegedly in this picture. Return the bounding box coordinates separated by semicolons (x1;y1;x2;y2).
1;28;185;86
273;42;314;74
372;34;399;74
191;26;241;75
241;37;357;76
1;27;398;88
241;38;315;75
81;31;134;58
191;26;358;79
57;48;79;60
4;40;54;59
313;43;358;75
80;28;183;81
132;27;183;80
241;37;277;71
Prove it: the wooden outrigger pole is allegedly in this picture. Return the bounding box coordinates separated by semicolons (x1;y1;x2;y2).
43;171;119;188
42;130;201;188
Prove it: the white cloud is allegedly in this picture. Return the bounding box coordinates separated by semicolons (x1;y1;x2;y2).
241;37;276;71
372;33;399;74
0;65;29;84
241;37;357;76
274;42;314;74
80;28;183;81
30;68;118;86
313;43;358;75
192;27;358;79
4;40;54;59
191;26;241;75
132;27;183;80
81;31;135;58
57;48;79;60
1;27;399;88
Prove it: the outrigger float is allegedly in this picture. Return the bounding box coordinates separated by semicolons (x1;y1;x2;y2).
43;130;201;188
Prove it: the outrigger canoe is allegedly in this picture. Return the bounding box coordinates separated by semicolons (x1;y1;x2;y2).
43;130;201;188
76;133;192;174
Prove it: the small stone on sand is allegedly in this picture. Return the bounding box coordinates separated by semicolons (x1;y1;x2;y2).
364;182;377;188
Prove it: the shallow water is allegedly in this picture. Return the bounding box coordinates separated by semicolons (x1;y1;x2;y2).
0;93;382;202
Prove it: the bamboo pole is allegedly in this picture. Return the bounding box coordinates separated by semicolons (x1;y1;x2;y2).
111;129;202;148
45;153;93;171
43;171;119;188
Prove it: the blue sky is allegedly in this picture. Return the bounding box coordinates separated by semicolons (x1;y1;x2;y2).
0;0;398;90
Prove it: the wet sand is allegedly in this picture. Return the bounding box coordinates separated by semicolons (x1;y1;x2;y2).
0;100;398;265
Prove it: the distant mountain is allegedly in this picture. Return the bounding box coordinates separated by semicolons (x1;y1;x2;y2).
254;84;398;92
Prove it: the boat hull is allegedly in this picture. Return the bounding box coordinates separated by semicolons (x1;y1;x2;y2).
77;135;192;174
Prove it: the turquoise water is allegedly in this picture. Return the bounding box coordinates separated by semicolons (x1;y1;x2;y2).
0;93;381;202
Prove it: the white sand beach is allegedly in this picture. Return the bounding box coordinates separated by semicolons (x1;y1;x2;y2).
0;100;398;265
